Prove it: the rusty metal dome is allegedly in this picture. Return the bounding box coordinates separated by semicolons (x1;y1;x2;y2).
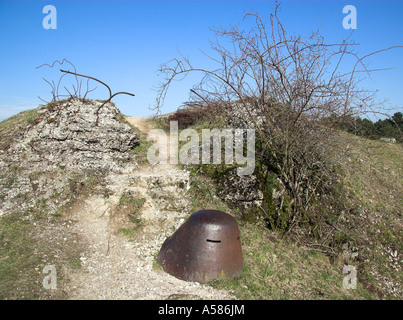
157;209;243;283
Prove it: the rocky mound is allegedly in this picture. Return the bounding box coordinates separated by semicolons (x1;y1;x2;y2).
0;98;139;216
2;99;139;170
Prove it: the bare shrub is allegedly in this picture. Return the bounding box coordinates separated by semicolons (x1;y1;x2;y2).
154;4;402;248
166;103;220;129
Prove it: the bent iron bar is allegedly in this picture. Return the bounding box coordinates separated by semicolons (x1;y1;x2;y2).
60;69;135;126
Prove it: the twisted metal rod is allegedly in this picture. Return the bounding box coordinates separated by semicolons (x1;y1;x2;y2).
60;69;135;125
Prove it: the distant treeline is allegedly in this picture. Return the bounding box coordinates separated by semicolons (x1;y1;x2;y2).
336;112;403;143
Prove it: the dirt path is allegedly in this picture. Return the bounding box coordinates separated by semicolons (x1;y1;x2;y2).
127;117;155;134
64;117;234;300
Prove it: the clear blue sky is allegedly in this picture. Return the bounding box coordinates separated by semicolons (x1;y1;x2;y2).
0;0;402;121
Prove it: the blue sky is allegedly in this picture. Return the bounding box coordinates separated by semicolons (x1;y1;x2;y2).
0;0;402;121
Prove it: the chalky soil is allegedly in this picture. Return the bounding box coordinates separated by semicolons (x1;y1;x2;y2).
65;117;234;300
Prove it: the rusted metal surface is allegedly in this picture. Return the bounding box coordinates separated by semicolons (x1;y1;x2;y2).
157;210;243;283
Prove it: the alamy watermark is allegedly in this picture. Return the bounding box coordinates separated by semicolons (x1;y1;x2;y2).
43;265;57;290
147;121;255;176
343;5;357;30
343;265;357;290
42;5;57;30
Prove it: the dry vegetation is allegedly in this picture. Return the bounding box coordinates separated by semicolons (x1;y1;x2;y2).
153;4;402;299
175;116;402;299
338;133;402;298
